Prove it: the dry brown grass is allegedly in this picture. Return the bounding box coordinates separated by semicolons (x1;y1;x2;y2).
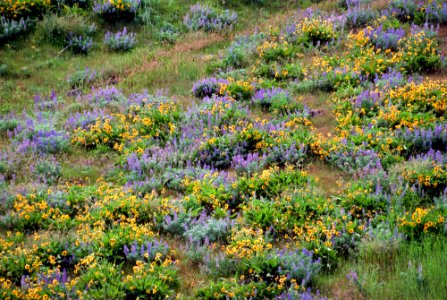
305;159;347;196
370;0;390;10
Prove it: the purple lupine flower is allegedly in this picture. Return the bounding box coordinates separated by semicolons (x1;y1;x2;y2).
104;27;137;51
364;26;406;51
184;4;237;32
68;34;93;54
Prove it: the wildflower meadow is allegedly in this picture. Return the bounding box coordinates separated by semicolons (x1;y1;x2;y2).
1;0;447;299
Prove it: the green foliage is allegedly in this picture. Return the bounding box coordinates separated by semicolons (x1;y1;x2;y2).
398;32;441;73
40;14;96;46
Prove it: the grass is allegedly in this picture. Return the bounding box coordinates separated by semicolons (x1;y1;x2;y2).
317;235;447;300
305;158;346;196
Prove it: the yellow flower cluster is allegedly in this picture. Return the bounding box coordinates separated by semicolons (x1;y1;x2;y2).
399;207;446;234
225;227;272;259
0;0;51;18
72;102;179;152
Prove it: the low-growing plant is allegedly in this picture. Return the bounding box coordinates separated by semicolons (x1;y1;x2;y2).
32;159;62;185
103;27;137;52
397;31;441;73
157;23;180;44
0;117;19;134
252;87;304;115
0;17;34;45
68;34;93;54
183;4;237;32
93;0;141;21
346;8;379;28
184;217;230;243
364;26;405;51
295;17;338;46
67;67;98;89
192;77;227;98
40;14;96;46
0;64;7;77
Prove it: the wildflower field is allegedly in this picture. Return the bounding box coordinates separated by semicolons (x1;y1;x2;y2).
1;0;447;299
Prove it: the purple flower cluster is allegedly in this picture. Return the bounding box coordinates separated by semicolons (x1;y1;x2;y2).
276;290;327;300
192;77;227;98
329;146;383;177
410;23;439;37
346;7;378;28
231;153;267;176
411;149;447;165
68;34;93;54
9;116;70;155
104;27;137;52
65;109;106;130
33;91;59;112
67;67;98;89
184;214;232;244
364;26;406;51
184;4;238;32
252;87;288;106
276;248;322;286
21;269;69;289
373;69;414;88
266;143;307;167
0;17;33;45
185;95;248;130
397;124;447;153
88;86;125;106
123;239;169;261
388;0;420;21
426;1;447;24
354;89;382;110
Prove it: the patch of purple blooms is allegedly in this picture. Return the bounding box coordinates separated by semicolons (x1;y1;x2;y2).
346;7;378;28
65;109;106;130
354;89;382;110
276;290;327;300
10;116;70;155
0;17;33;45
397;124;447;153
388;0;421;21
266;143;307;167
192;77;228;98
33;91;59;112
364;26;406;51
252;87;288;106
68;34;93;54
231;153;267;176
373;69;416;88
104;27;137;52
410;23;439;37
184;4;237;32
21;269;70;289
411;149;447;165
184;213;233;243
67;67;98;89
329;146;383;177
124;239;169;261
88;86;125;106
426;1;447;24
276;248;322;286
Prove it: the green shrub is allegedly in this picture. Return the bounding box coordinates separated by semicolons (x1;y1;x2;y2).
40;14;96;46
